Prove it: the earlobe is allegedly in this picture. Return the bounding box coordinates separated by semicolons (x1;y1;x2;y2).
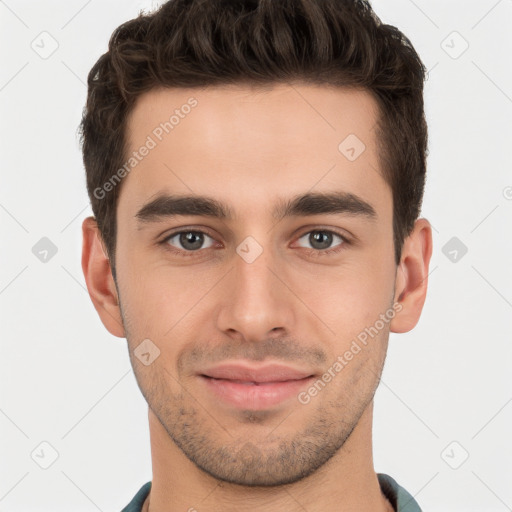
81;216;125;338
390;218;433;334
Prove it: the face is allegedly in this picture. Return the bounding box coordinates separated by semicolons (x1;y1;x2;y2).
114;83;398;486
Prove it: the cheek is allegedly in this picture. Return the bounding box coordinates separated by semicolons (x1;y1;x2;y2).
290;260;395;340
116;228;396;343
117;254;216;343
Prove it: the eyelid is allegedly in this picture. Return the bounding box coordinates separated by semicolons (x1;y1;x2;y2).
294;229;347;248
292;225;353;243
160;226;219;250
159;225;218;242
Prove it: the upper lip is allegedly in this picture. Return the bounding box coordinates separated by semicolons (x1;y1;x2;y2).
200;362;315;383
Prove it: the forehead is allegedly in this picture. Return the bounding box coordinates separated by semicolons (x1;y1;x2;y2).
119;83;389;221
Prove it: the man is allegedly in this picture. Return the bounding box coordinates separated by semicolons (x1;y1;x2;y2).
80;0;432;510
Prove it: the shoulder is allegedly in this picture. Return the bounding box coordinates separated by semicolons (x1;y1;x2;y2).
121;481;152;512
377;473;423;512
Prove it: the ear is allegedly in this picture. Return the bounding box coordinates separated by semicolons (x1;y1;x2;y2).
81;216;125;338
390;218;433;333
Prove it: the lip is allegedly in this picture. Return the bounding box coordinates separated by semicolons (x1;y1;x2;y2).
199;362;316;409
201;362;313;382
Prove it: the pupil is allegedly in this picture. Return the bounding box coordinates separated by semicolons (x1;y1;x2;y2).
180;232;203;250
311;231;332;250
177;231;333;252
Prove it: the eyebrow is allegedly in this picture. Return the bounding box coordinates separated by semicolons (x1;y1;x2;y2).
135;190;377;226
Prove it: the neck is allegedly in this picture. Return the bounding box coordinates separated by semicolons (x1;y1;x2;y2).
144;402;393;512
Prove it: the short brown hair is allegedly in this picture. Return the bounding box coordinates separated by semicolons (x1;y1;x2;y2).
80;0;428;279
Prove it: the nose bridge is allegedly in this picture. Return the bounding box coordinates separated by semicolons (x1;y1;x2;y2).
215;234;294;340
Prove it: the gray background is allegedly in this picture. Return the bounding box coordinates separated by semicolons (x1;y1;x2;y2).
1;0;511;510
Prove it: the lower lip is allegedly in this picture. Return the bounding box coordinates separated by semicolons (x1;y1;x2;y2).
200;375;314;409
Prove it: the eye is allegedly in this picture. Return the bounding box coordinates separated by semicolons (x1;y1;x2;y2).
295;229;348;254
163;230;217;254
160;227;350;259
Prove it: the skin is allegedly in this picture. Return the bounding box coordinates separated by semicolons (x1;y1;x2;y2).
82;83;432;511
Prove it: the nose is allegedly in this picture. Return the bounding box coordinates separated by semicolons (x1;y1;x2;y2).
215;239;296;344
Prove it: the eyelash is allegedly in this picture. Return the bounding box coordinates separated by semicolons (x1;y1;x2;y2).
159;228;351;258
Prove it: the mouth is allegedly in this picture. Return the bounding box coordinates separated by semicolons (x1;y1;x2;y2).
198;362;316;409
